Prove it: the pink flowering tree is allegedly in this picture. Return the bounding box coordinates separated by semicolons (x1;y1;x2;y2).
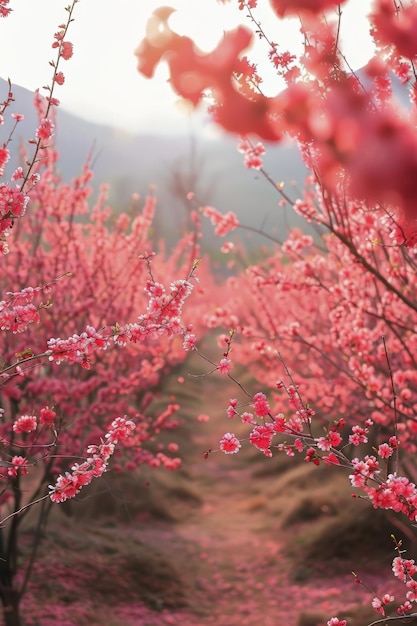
0;3;221;625
135;0;417;623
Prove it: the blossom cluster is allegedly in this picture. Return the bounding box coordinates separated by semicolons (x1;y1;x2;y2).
356;548;417;620
114;277;195;345
217;383;417;528
47;324;109;368
0;0;11;18
52;29;73;61
237;138;265;170
0;184;29;253
202;206;239;237
12;407;56;434
0;286;45;333
49;416;136;503
136;0;417;238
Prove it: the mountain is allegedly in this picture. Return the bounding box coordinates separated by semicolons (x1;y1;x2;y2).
1;78;309;248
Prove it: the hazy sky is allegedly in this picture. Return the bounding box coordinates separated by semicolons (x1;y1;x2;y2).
0;0;374;134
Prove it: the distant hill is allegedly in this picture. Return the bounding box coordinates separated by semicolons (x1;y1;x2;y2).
1;77;309;248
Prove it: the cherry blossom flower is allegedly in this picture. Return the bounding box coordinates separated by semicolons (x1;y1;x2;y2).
13;415;37;434
349;425;369;446
203;206;240;237
55;71;65;85
60;41;73;60
327;618;347;626
0;148;9;176
253;392;270;417
238;138;265;170
182;333;196;351
39;407;57;427
219;432;241;454
36;118;55;141
0;0;11;18
8;456;29;478
249;424;274;453
218;358;232;374
50;417;136;503
271;0;347;16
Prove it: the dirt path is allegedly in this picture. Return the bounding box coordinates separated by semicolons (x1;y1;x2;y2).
132;403;393;626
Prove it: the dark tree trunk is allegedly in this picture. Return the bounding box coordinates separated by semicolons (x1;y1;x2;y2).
0;586;21;626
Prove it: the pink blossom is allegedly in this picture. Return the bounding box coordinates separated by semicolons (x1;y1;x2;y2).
221;241;234;253
60;41;73;60
202;206;239;237
378;443;394;458
0;184;29;218
406;579;417;602
55;71;65;85
0;0;11;18
11;167;23;181
47;325;110;365
0;301;40;333
0;147;9;176
36;118;55;141
349;425;368;446
50;473;80;503
271;0;346;17
238;139;266;170
218;358;231;375
253;392;270;417
372;0;417;59
227;406;236;418
371;597;385;615
392;556;417;582
249;424;274;452
8;456;29;478
382;593;394;604
294;438;304;453
241;412;256;424
322;452;340;466
317;431;342;451
219;432;241;454
182;333;196;351
105;416;136;444
39;407;56;426
13;415;37;434
305;447;320;465
316;436;332;451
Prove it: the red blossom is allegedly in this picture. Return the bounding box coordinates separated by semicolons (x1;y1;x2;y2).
0;0;11;17
253;392;270;417
219;432;241;454
270;0;347;17
39;407;56;427
60;41;73;60
135;10;280;139
249;424;274;452
327;619;347;626
55;71;65;85
8;456;29;478
36;118;55;141
371;0;417;60
218;357;232;374
13;415;37;434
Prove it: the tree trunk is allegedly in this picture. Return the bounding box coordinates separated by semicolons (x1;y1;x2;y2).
0;588;21;626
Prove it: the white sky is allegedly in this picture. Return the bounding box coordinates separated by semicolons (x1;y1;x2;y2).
0;0;374;134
